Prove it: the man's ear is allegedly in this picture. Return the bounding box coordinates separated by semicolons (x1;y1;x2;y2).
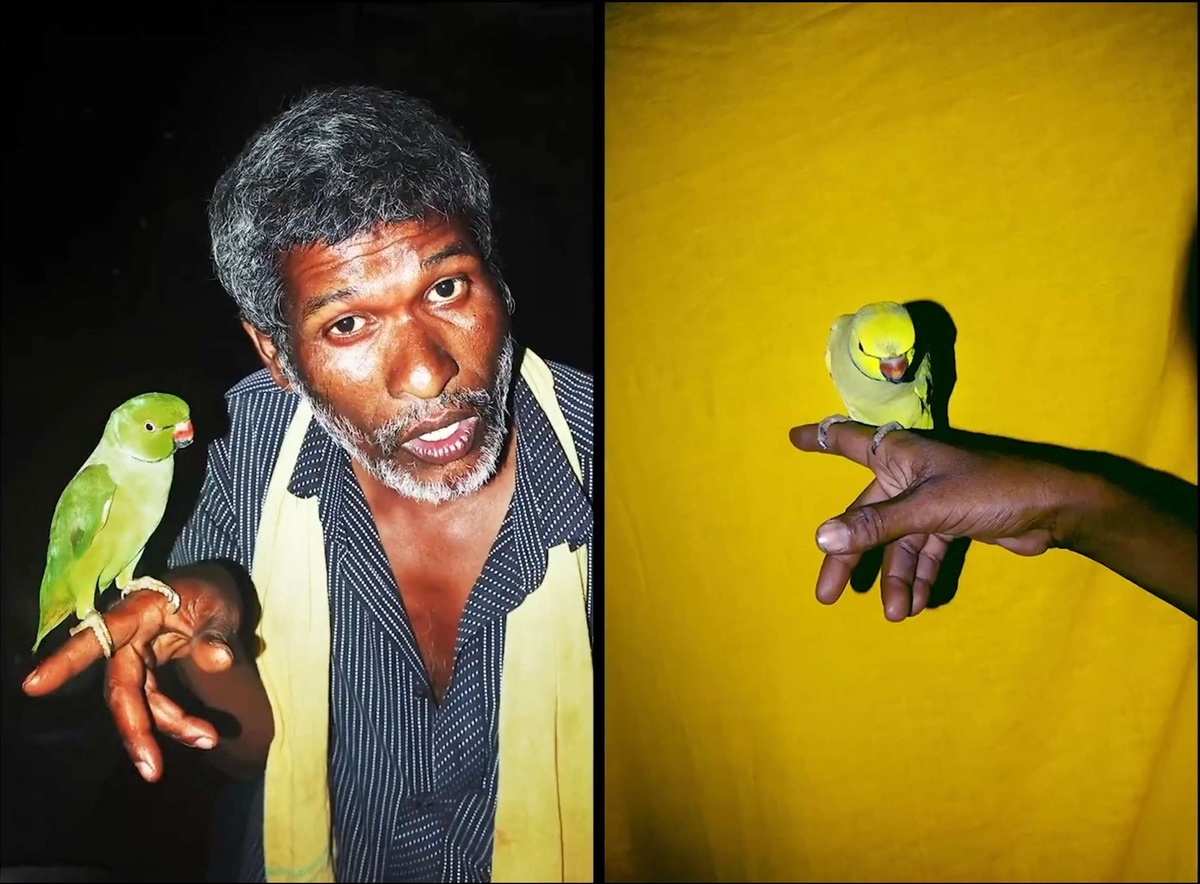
242;321;294;392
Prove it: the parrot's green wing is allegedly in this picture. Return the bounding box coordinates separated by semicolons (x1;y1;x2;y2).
34;464;117;651
56;464;117;557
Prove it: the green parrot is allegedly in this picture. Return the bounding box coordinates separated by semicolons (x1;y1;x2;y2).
32;392;194;658
819;301;934;453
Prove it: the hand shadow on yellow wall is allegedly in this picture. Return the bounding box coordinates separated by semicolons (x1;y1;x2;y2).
846;300;970;610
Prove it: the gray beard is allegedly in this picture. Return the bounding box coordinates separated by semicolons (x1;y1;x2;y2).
278;337;515;505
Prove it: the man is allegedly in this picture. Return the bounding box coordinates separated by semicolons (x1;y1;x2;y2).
23;86;593;884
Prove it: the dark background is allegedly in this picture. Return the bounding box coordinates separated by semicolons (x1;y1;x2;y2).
1;3;594;880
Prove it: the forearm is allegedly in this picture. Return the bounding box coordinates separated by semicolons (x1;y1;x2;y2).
165;563;274;777
1063;472;1198;620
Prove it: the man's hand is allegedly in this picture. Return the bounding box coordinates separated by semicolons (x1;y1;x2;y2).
22;568;242;781
789;420;1087;621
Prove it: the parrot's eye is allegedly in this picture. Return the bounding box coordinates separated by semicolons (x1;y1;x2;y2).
144;421;156;432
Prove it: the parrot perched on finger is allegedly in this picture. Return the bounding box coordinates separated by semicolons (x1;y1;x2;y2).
819;301;933;452
32;392;194;657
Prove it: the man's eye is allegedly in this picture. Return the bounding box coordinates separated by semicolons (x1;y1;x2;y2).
428;277;467;302
329;316;366;336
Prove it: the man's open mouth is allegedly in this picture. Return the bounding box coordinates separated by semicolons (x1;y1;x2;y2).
400;415;480;466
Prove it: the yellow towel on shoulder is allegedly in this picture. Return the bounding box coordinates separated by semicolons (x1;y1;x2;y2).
249;349;592;882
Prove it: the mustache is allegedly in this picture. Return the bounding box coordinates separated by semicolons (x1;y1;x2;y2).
370;388;500;454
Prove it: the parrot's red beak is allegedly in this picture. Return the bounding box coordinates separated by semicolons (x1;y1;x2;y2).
880;355;908;383
172;420;194;449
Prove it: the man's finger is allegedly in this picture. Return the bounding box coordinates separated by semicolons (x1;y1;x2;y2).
23;598;167;696
814;479;889;604
144;674;219;751
815;484;934;555
789;421;884;468
104;646;162;782
880;536;928;621
815;552;858;605
912;533;951;616
911;578;931;616
190;636;235;674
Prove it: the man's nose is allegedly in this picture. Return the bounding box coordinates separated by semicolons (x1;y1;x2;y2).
387;323;458;400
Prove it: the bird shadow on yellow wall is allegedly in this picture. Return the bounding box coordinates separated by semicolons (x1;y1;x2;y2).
845;300;971;611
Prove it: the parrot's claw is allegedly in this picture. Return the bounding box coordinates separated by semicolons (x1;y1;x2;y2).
120;576;181;614
817;414;853;451
870;421;904;455
69;613;115;659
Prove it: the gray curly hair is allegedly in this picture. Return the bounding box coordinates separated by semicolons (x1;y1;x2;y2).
208;85;513;351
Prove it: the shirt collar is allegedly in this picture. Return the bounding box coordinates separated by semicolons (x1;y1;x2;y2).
510;371;593;552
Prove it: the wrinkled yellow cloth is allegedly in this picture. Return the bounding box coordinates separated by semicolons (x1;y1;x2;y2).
606;3;1196;882
250;349;592;882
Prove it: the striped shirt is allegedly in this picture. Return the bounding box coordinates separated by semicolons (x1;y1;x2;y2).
168;347;593;883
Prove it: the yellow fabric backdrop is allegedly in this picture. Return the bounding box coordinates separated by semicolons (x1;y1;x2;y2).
604;3;1197;882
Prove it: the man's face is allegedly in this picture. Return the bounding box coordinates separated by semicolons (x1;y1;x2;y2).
249;217;513;505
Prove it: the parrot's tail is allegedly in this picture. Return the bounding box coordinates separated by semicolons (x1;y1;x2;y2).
32;576;77;655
